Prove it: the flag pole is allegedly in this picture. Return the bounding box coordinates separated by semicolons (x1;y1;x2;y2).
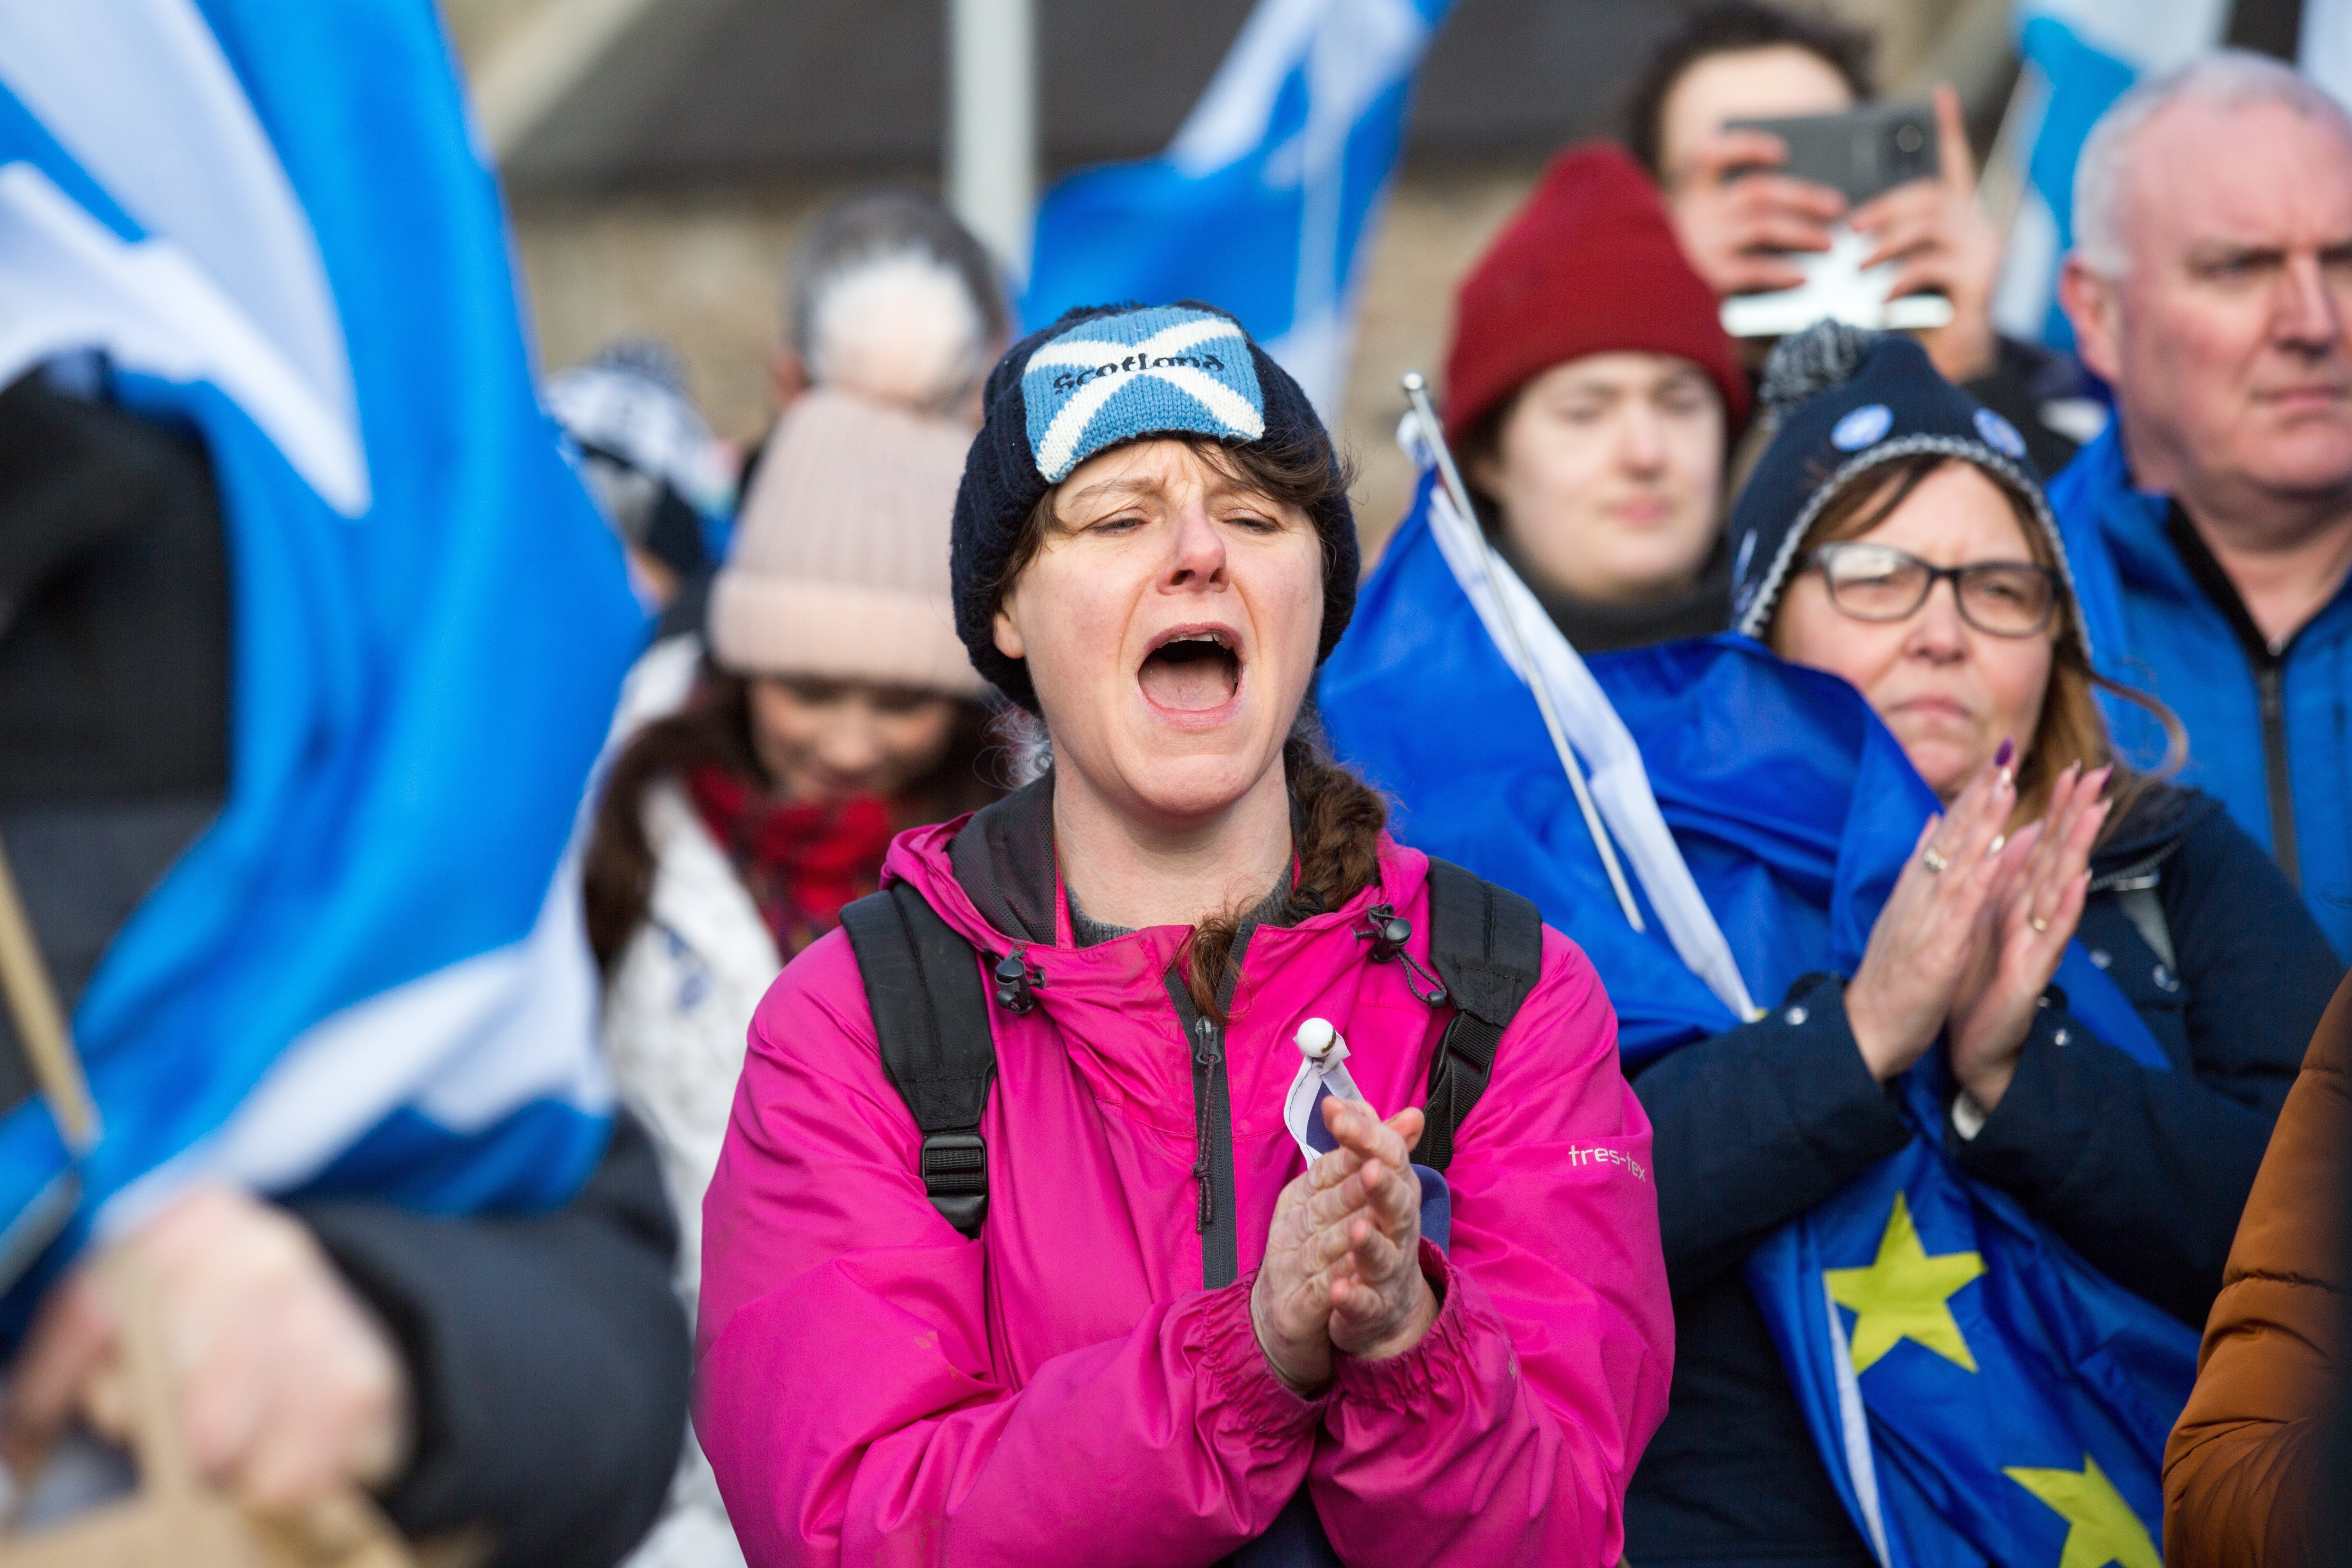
1401;372;1644;931
947;0;1037;280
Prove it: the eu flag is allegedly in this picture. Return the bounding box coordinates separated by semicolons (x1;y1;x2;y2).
1321;473;2196;1566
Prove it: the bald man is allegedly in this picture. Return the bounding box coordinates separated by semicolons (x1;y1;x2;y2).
2054;51;2352;960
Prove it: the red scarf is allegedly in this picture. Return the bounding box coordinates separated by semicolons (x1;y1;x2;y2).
686;765;895;957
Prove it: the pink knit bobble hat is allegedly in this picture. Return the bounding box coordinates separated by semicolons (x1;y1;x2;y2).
708;388;986;697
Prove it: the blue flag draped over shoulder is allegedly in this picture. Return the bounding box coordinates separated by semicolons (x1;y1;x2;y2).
1024;0;1452;417
0;0;641;1308
1321;476;2197;1567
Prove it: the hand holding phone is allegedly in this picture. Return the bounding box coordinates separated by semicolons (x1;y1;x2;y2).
1664;125;1849;298
1694;86;1998;378
1846;86;2001;382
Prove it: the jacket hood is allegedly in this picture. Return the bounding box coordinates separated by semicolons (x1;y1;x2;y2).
2091;780;2221;881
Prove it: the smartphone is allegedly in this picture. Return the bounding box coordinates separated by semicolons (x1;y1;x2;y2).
1725;102;1938;205
1715;102;1951;338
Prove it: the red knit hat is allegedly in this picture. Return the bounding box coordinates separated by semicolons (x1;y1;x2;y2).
1444;141;1750;448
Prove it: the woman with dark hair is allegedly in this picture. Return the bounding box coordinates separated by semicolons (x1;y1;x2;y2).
1620;1;2093;477
1621;326;2341;1565
584;387;998;1567
694;304;1673;1565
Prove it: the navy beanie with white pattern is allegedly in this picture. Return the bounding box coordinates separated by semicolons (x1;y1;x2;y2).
951;301;1357;710
1727;322;2087;658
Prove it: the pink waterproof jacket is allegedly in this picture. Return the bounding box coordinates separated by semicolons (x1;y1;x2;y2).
697;782;1671;1566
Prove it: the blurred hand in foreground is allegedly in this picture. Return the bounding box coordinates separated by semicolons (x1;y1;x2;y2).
0;1184;412;1512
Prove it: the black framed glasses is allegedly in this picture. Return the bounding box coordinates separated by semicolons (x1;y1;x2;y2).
1808;543;2059;638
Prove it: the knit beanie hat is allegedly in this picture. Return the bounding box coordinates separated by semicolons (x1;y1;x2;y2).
1444;142;1750;449
1726;322;2087;657
950;301;1357;711
708;387;986;696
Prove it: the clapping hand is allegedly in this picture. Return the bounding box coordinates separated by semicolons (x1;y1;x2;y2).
1252;1099;1437;1392
1845;753;2018;1082
1947;764;2112;1111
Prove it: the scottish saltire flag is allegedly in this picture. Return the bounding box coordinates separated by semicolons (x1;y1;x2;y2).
0;0;641;1309
1021;305;1267;479
1321;473;2198;1566
1024;0;1453;417
1989;0;2229;352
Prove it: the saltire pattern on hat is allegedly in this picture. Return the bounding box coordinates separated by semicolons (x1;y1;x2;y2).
1023;0;1453;418
1319;468;2198;1566
0;0;641;1313
1020;306;1265;481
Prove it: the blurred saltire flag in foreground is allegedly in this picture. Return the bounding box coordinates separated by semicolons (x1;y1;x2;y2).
1024;0;1453;419
1990;0;2352;352
0;0;641;1314
1320;466;2197;1567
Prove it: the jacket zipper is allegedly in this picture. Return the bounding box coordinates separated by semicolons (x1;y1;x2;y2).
2163;502;2303;887
1164;928;1252;1292
2256;662;2301;890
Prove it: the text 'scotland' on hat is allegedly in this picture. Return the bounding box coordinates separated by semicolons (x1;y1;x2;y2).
1020;306;1267;483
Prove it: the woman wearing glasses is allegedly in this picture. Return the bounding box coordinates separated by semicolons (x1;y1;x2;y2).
1621;328;2341;1565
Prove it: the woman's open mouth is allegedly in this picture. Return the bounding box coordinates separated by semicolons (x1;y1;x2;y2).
1139;626;1242;714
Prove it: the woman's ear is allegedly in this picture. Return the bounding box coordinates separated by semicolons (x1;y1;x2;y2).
992;599;1026;661
1466;444;1503;502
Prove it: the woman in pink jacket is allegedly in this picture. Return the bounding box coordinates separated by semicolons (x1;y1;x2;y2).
696;302;1673;1566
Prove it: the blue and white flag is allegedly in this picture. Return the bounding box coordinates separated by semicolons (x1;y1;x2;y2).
1322;467;2197;1567
1024;0;1452;417
1989;1;2229;352
0;0;642;1314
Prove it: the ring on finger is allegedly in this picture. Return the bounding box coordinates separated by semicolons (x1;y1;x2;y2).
1922;845;1951;874
2029;915;2050;933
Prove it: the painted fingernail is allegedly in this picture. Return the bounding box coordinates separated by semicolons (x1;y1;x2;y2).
1993;737;2014;768
1987;833;2006;857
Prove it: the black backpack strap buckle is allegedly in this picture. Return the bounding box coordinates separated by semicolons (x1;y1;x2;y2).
918;1131;989;1235
1416;859;1543;1173
841;882;1001;1240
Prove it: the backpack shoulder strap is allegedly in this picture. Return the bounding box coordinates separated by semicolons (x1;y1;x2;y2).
1417;858;1544;1172
839;882;997;1238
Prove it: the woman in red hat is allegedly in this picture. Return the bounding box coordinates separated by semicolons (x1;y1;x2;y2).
1444;142;1753;653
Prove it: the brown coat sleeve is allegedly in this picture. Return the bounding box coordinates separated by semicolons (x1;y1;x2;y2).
2163;971;2352;1567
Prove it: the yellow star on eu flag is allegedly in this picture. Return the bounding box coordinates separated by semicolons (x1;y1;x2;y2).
2003;1454;2160;1568
1822;1191;1987;1372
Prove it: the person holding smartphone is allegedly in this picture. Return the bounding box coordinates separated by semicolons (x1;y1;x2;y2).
1622;0;2089;477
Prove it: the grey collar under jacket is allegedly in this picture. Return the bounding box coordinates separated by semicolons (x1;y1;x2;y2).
944;771;1304;948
